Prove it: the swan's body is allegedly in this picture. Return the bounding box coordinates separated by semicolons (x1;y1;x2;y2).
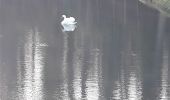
61;15;77;32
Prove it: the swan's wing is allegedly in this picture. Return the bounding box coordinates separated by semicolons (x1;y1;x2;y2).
69;17;75;22
61;20;76;25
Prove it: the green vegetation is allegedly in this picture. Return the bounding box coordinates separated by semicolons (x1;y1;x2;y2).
139;0;170;17
153;0;170;14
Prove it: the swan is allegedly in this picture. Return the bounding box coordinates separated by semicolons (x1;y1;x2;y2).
61;15;77;32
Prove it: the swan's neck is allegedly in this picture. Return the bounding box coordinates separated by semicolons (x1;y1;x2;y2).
63;15;66;19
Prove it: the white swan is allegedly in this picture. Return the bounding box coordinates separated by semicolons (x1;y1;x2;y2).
61;15;77;32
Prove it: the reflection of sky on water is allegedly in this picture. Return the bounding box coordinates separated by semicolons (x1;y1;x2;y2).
72;48;83;100
127;71;142;100
16;29;47;100
113;80;121;100
54;33;103;100
14;29;169;100
86;49;102;100
0;64;8;100
112;54;143;100
33;29;47;100
159;44;169;100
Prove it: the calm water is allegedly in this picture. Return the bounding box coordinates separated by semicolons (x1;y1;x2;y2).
0;0;170;100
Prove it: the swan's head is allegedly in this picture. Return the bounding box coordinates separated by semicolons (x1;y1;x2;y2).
62;15;66;19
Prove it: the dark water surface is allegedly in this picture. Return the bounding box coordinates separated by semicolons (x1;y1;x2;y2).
0;0;170;100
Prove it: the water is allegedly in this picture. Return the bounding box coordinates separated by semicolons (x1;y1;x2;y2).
0;0;170;100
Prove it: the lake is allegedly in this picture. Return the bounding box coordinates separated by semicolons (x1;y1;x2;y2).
0;0;170;100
